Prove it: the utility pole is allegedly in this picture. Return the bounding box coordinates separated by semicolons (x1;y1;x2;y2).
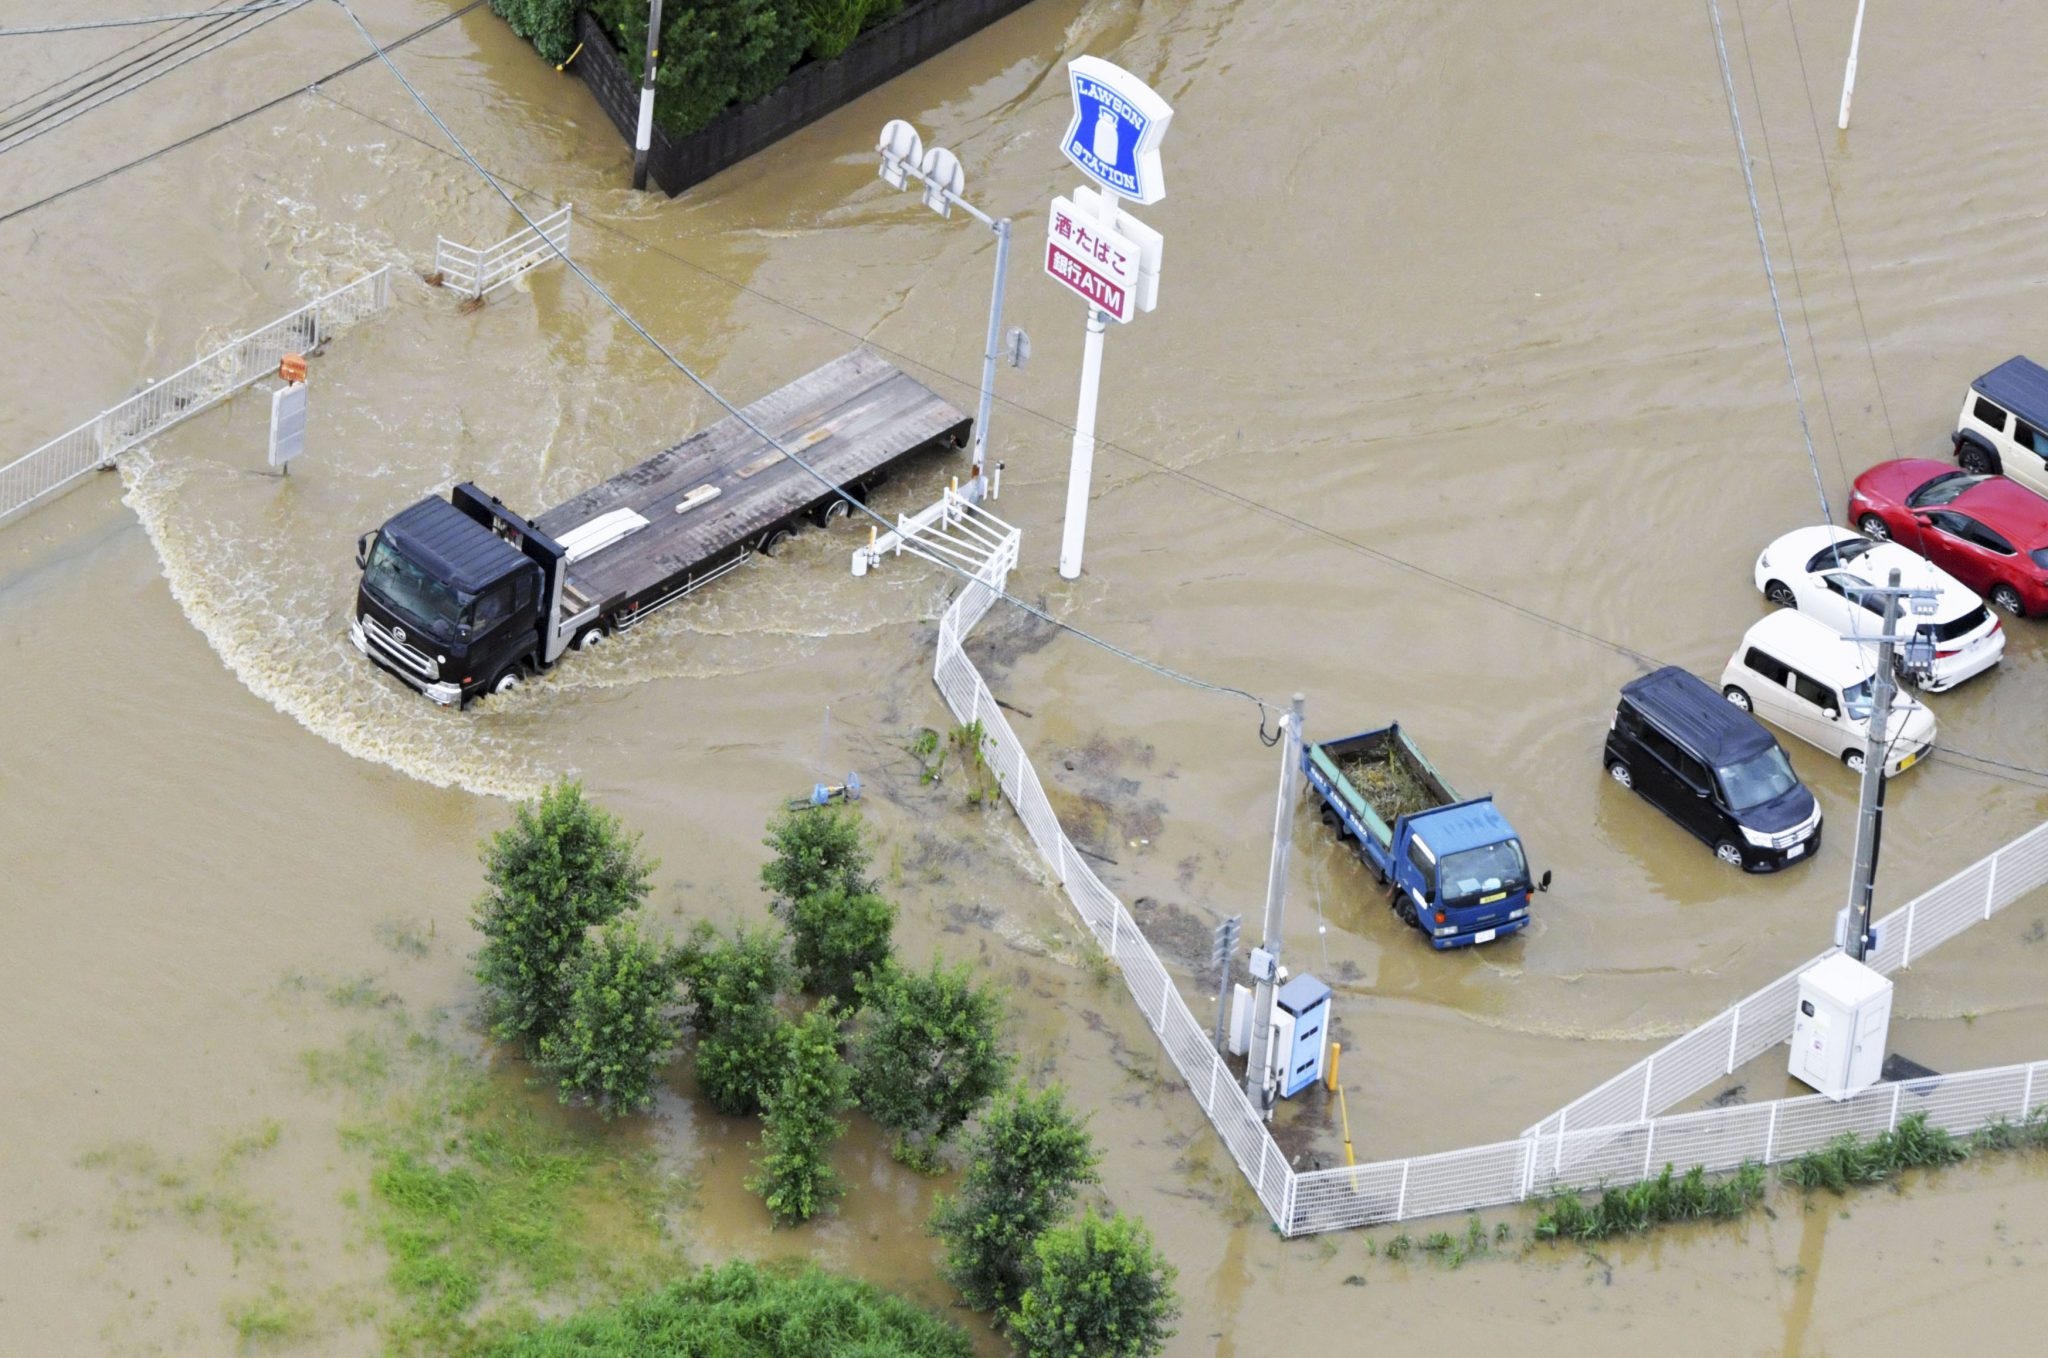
631;0;664;191
1841;567;1936;959
1245;693;1305;1118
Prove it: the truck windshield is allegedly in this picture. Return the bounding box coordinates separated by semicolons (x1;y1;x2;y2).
362;537;466;633
1716;746;1798;811
1438;840;1529;903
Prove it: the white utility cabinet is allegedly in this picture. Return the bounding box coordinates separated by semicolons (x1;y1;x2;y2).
1788;952;1892;1101
1226;982;1293;1089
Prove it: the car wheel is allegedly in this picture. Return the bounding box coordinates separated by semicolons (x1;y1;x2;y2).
1607;760;1633;790
1992;584;2025;617
1714;841;1746;868
1844;749;1866;773
1857;514;1891;541
1765;580;1796;608
1959;442;1995;475
1723;685;1752;711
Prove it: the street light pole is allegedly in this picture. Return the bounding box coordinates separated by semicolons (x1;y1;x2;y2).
631;0;664;191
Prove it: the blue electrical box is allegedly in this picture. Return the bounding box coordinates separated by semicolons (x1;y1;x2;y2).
1275;974;1331;1098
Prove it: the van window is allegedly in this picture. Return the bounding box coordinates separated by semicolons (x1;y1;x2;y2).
1673;751;1712;792
1791;671;1835;711
1975;397;2009;430
1745;648;1791;685
1406;838;1436;894
1638;723;1684;770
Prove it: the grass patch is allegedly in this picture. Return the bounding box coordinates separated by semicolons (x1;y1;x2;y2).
226;1285;315;1347
472;1260;969;1358
1534;1162;1767;1242
1970;1105;2048;1153
1782;1112;1967;1192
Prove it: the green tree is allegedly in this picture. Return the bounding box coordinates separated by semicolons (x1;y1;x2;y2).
852;958;1011;1169
473;779;655;1050
595;0;809;137
786;885;895;1004
536;918;677;1116
929;1082;1100;1312
489;0;579;63
674;922;790;1116
761;803;873;912
748;1002;854;1225
1005;1210;1179;1358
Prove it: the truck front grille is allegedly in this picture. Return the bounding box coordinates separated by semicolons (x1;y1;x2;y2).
360;614;436;680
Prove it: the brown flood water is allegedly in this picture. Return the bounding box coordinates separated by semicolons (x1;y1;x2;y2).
7;0;2048;1353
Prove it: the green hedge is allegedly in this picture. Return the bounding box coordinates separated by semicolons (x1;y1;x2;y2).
490;0;580;63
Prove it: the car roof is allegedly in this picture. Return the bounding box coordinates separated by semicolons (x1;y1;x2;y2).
1847;541;1978;622
381;495;529;593
1953;477;2048;547
1620;665;1776;765
1737;610;1875;687
1973;355;2048;425
1409;798;1518;856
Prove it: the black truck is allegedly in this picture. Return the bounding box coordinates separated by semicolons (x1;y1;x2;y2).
351;349;969;705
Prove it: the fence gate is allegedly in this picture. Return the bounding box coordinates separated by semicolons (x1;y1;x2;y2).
434;204;572;298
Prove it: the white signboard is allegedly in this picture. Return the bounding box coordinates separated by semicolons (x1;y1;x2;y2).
268;383;307;468
1059;56;1174;205
1045;196;1138;323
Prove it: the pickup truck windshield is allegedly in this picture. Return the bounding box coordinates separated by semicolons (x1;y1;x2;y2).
363;537;466;634
1438;840;1529;903
1717;746;1798;811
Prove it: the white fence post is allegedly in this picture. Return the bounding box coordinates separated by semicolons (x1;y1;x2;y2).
1901;901;1916;968
1986;853;1999;920
1765;1102;1779;1161
1520;1138;1537;1200
1889;1083;1902;1132
1554;1108;1567;1174
1639;1054;1656;1121
1282;1171;1297;1234
1396;1161;1410;1220
1642;1122;1657;1179
1207;1058;1219;1112
1726;1009;1741;1073
2024;1065;2036;1118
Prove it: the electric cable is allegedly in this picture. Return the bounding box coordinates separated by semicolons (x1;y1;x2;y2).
0;0;488;227
1928;743;2048;790
0;0;243;120
1704;0;1834;527
328;0;1284;728
0;2;264;136
0;4;295;38
0;0;315;157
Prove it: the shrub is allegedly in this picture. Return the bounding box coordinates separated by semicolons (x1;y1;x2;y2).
536;918;677;1116
929;1082;1099;1312
853;959;1010;1168
1006;1210;1179;1358
473;779;654;1051
749;1003;854;1225
674;922;790;1116
593;0;810;138
1783;1112;1967;1193
476;1259;971;1357
761;803;873;911
489;0;579;63
786;886;895;1004
1533;1162;1767;1241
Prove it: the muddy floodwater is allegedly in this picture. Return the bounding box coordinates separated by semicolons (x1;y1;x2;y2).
8;0;2048;1353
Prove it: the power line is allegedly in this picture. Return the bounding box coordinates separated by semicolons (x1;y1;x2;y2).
0;0;488;227
1703;0;1834;527
0;0;315;157
0;0;242;120
0;1;261;136
327;0;1283;726
0;3;294;37
1781;0;1901;463
1929;744;2048;790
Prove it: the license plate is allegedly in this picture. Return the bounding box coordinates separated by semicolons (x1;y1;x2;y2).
1473;928;1497;944
1898;749;1919;772
1786;842;1805;860
1481;891;1506;904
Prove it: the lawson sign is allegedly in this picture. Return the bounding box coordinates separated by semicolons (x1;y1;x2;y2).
1059;55;1174;205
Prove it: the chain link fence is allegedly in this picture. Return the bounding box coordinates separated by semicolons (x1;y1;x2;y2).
1;268;393;523
934;523;2048;1237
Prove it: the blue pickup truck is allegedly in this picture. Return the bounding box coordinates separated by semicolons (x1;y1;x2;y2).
1302;724;1547;949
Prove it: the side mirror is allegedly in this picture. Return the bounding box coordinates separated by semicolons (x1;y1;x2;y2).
356;531;372;570
1824;708;1840;721
1538;870;1552;893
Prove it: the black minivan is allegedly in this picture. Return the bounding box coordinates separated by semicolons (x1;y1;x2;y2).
1603;666;1821;871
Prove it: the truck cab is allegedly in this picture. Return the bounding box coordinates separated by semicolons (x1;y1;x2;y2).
351;487;565;706
1389;801;1537;948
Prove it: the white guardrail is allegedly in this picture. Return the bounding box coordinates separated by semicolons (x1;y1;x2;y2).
934;548;2048;1235
434;204;571;298
0;268;393;524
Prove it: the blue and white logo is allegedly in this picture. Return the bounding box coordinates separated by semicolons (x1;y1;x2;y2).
1060;56;1174;206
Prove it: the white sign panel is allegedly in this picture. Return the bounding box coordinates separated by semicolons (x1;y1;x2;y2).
268;383;307;468
1059;55;1174;205
1045;196;1138;323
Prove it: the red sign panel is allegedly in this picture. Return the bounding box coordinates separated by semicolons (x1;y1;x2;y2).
1045;241;1129;321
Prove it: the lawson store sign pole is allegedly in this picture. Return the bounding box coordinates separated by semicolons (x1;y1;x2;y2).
1051;57;1172;580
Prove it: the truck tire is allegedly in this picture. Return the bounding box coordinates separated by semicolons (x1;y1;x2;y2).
814;497;853;527
572;623;608;651
1957;436;1999;475
488;666;522;698
1396;898;1420;929
761;528;795;556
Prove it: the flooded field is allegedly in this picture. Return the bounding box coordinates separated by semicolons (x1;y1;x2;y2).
7;0;2048;1353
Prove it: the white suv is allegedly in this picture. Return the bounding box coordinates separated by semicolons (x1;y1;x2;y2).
1954;355;2048;498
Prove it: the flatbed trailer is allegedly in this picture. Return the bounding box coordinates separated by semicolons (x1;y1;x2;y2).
351;349;970;704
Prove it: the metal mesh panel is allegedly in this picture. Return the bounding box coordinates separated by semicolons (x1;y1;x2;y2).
1632;1101;1773;1176
1769;1085;1897;1158
1645;1014;1737;1113
1398;1142;1529;1219
1290;1162;1406;1232
3;269;392;522
1898;1065;2028;1133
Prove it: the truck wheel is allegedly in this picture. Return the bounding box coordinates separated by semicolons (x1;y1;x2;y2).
761;528;795;556
1958;440;1997;475
814;498;853;527
489;667;522;698
1396;899;1420;929
573;623;608;651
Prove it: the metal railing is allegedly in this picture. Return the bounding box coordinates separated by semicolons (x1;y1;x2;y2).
933;549;2048;1235
434;204;572;298
1523;821;2048;1144
0;268;393;523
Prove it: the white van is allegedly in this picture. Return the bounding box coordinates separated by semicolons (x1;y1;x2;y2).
1719;610;1935;777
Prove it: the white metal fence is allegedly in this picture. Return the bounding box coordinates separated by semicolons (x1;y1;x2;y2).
1524;821;2048;1144
0;268;393;523
934;544;2048;1236
434;205;571;298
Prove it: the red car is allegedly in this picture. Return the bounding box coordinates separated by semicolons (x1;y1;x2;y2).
1848;458;2048;617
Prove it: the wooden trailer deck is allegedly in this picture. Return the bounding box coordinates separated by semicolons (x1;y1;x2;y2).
532;350;969;608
